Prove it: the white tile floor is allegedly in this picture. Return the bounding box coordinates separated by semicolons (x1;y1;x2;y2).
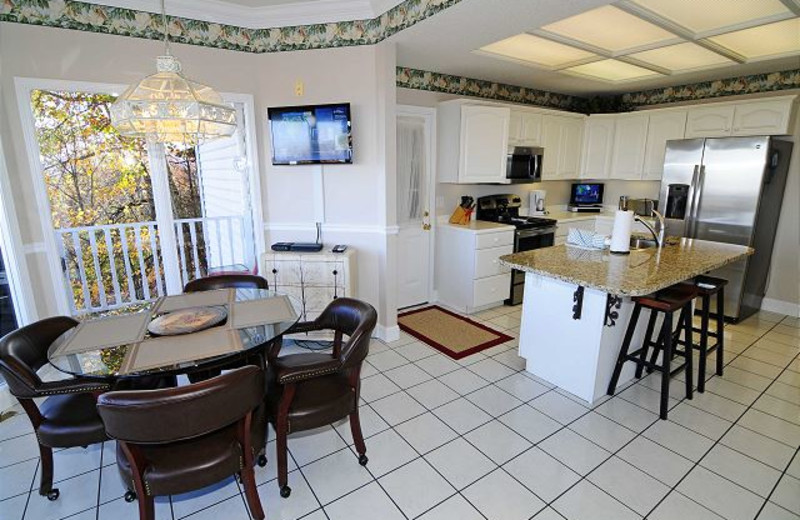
1;306;799;520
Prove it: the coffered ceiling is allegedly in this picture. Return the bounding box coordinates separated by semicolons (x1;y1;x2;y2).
391;0;800;95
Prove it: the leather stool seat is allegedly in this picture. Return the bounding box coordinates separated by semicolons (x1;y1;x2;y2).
38;393;108;448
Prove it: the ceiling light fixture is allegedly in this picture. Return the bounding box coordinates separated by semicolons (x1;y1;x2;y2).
111;0;237;143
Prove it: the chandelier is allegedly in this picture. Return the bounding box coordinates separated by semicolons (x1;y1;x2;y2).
110;0;237;143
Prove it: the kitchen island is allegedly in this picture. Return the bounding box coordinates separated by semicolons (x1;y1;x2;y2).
499;238;752;404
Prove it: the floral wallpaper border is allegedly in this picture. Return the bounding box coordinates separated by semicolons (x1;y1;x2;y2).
396;67;586;111
0;0;462;53
620;68;800;107
397;67;800;112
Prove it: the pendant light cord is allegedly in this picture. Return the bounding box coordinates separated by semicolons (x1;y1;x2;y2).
161;0;171;56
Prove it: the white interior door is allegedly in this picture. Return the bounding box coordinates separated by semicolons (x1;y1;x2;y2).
396;108;435;309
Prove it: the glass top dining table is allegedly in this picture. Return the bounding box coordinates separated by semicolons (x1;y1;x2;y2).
48;289;301;380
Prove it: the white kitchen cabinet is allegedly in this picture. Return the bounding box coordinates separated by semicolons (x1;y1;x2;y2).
610;114;649;180
732;98;796;136
685;105;735;138
541;114;585;180
261;249;356;321
509;110;543;146
642;110;687;181
435;223;513;314
580;116;615;179
438;102;510;184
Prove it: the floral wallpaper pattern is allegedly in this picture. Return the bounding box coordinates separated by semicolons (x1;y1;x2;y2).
396;67;586;111
0;0;462;53
621;69;800;107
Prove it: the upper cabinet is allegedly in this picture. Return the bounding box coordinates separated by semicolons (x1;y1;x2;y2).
610;114;649;180
541;114;584;180
438;103;510;184
732;98;796;136
509;111;543;146
580;116;615;179
642;110;687;181
685;97;797;138
685;105;735;138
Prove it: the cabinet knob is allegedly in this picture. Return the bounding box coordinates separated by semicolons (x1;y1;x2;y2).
332;270;338;275
272;268;277;274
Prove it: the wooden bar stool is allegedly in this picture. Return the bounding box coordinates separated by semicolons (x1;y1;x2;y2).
607;283;697;420
692;275;727;393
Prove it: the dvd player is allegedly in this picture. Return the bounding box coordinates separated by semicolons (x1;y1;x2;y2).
271;242;324;252
567;204;603;213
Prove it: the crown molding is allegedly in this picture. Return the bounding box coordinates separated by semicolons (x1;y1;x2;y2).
93;0;404;29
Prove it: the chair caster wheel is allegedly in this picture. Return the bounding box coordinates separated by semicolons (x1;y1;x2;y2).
124;491;137;503
257;455;267;468
280;486;291;498
358;454;368;466
46;489;60;501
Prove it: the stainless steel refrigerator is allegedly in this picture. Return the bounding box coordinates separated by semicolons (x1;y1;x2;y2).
660;136;792;322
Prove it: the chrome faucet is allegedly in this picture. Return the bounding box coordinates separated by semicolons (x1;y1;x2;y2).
635;209;666;248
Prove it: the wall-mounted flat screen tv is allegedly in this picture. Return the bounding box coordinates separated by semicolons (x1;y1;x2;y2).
268;103;352;165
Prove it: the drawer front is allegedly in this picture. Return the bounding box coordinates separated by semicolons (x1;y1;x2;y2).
304;286;345;312
302;261;345;287
475;231;514;250
474;246;513;279
472;274;511;308
267;260;302;286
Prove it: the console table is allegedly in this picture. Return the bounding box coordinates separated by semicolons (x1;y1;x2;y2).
260;249;357;322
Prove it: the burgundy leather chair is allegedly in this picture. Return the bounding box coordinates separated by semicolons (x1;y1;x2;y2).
266;297;377;498
97;366;267;520
0;316;110;501
184;273;268;293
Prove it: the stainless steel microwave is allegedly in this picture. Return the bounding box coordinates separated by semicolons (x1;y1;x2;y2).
506;146;543;183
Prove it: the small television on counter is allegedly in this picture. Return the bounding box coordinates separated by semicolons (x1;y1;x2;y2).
570;183;604;206
268;103;352;165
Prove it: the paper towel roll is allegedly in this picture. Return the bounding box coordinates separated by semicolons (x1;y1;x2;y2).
610;210;633;254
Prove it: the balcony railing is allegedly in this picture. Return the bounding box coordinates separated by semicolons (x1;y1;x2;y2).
56;216;249;314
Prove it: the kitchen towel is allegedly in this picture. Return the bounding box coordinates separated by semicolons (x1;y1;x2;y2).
610;210;634;254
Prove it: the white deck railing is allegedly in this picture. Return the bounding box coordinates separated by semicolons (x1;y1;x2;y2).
56;215;249;314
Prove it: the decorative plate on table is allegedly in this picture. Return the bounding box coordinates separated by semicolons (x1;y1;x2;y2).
148;306;228;336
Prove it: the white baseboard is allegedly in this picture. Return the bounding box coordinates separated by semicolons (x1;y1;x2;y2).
761;298;800;318
0;385;14;412
375;324;400;342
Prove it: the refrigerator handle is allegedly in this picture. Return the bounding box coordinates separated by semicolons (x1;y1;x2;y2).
686;165;700;237
693;165;706;238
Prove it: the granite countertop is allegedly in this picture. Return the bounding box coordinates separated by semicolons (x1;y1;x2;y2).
499;238;753;297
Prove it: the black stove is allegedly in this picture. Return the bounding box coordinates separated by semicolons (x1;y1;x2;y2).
476;194;558;306
476;194;557;229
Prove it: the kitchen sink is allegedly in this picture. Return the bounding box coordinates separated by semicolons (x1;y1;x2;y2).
629;237;658;250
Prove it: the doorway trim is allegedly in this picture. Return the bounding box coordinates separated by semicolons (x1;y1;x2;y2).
14;77;264;315
396;104;437;308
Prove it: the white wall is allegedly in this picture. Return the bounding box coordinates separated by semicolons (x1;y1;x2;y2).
0;24;399;334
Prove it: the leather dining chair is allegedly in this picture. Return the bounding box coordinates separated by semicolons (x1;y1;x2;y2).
97;366;267;520
0;316;110;501
265;297;377;498
183;273;268;293
183;274;269;383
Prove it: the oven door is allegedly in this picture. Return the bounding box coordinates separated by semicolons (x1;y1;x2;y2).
507;227;555;305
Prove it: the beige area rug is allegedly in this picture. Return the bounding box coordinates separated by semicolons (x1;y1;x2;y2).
397;305;513;360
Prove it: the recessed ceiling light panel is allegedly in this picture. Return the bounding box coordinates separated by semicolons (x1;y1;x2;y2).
629;42;733;72
708;18;800;59
565;59;661;82
542;5;677;52
478;34;597;68
630;0;791;34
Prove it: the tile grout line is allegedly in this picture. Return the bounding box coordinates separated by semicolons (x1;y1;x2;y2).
754;447;800;519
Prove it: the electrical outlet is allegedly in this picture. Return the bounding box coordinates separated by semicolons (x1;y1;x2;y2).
294;80;304;97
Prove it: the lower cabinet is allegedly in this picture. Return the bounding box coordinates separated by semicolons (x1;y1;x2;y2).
436;224;513;314
261;249;356;321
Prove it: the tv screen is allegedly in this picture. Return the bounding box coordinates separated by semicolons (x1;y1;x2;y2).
268;103;352;165
570;183;604;205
